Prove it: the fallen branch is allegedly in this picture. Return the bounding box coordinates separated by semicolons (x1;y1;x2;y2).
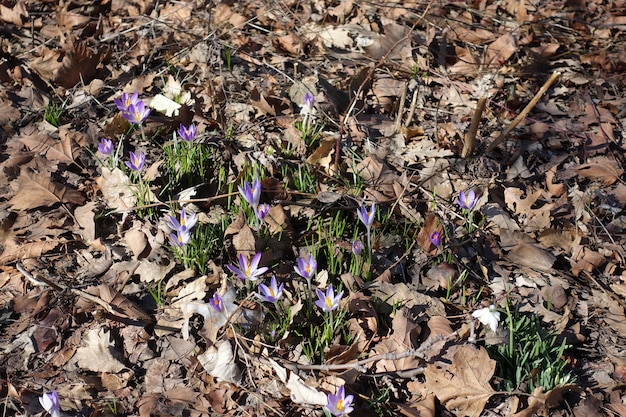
485;71;561;154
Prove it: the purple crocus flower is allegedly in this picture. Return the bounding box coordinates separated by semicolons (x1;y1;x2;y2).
169;229;191;247
303;92;314;109
324;385;354;416
294;254;317;280
122;101;151;125
457;189;477;210
255;203;270;221
429;231;442;247
125;151;146;171
178;123;197;142
39;391;61;417
209;293;223;312
114;92;139;112
167;209;197;232
257;276;284;303
357;202;376;230
226;252;268;281
238;177;262;209
351;240;363;256
98;138;113;155
315;285;343;312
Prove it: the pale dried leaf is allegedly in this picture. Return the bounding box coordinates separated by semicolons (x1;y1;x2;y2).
0;1;27;27
71;328;126;373
96;168;137;211
74;201;96;242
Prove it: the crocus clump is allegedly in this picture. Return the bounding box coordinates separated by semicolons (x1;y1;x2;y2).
226;252;268;281
294;254;317;281
301;92;315;131
255;203;270;221
357;202;376;230
114;92;139;112
209;293;224;312
122;100;151;125
167;209;197;248
324;385;354;416
167;209;197;232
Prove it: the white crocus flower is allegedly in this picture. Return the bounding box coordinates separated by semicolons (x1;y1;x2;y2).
472;304;500;332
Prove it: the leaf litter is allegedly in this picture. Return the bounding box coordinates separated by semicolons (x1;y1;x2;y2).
0;0;625;416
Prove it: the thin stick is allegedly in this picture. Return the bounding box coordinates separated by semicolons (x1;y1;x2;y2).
16;262;114;314
393;82;408;134
462;96;486;158
485;71;561;154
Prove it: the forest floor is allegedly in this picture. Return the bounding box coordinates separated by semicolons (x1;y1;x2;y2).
1;0;626;416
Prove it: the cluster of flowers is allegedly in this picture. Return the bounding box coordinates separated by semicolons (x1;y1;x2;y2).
97;92;199;173
167;208;197;247
114;92;151;125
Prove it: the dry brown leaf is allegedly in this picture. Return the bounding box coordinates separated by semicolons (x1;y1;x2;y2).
9;169;85;210
424;345;496;417
374;307;422;372
0;239;62;266
483;32;517;68
88;285;152;323
19;133;69;162
499;229;556;272
55;39;109;88
197;340;242;384
125;228;150;259
504;187;553;231
417;213;443;254
56;10;90;29
212;2;247;27
575;157;623;186
74;202;96;242
510;385;578;417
